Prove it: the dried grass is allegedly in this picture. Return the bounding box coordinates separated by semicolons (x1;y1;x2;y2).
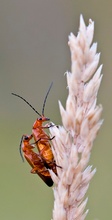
50;15;103;220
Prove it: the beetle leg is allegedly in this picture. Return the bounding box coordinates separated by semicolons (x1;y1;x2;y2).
31;167;38;174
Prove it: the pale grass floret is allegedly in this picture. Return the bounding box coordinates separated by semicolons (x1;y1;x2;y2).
50;15;103;220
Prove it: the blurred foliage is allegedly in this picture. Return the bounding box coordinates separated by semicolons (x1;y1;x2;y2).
0;0;112;219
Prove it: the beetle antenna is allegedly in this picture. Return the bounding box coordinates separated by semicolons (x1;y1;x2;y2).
42;82;53;116
12;93;41;116
19;136;24;162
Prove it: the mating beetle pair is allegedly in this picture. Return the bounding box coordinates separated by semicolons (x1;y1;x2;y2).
12;83;58;187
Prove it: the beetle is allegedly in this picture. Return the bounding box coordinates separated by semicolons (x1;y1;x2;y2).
12;83;57;175
20;134;53;187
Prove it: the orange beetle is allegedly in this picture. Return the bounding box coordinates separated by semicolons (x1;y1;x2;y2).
12;83;57;175
32;120;57;174
20;134;53;187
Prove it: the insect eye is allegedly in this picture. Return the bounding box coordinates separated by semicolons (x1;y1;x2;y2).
24;136;29;140
38;117;42;121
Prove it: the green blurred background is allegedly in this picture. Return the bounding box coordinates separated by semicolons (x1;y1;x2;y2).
0;0;112;219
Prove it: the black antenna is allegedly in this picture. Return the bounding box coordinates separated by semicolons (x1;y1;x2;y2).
11;93;41;117
42;82;53;116
19;136;24;162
